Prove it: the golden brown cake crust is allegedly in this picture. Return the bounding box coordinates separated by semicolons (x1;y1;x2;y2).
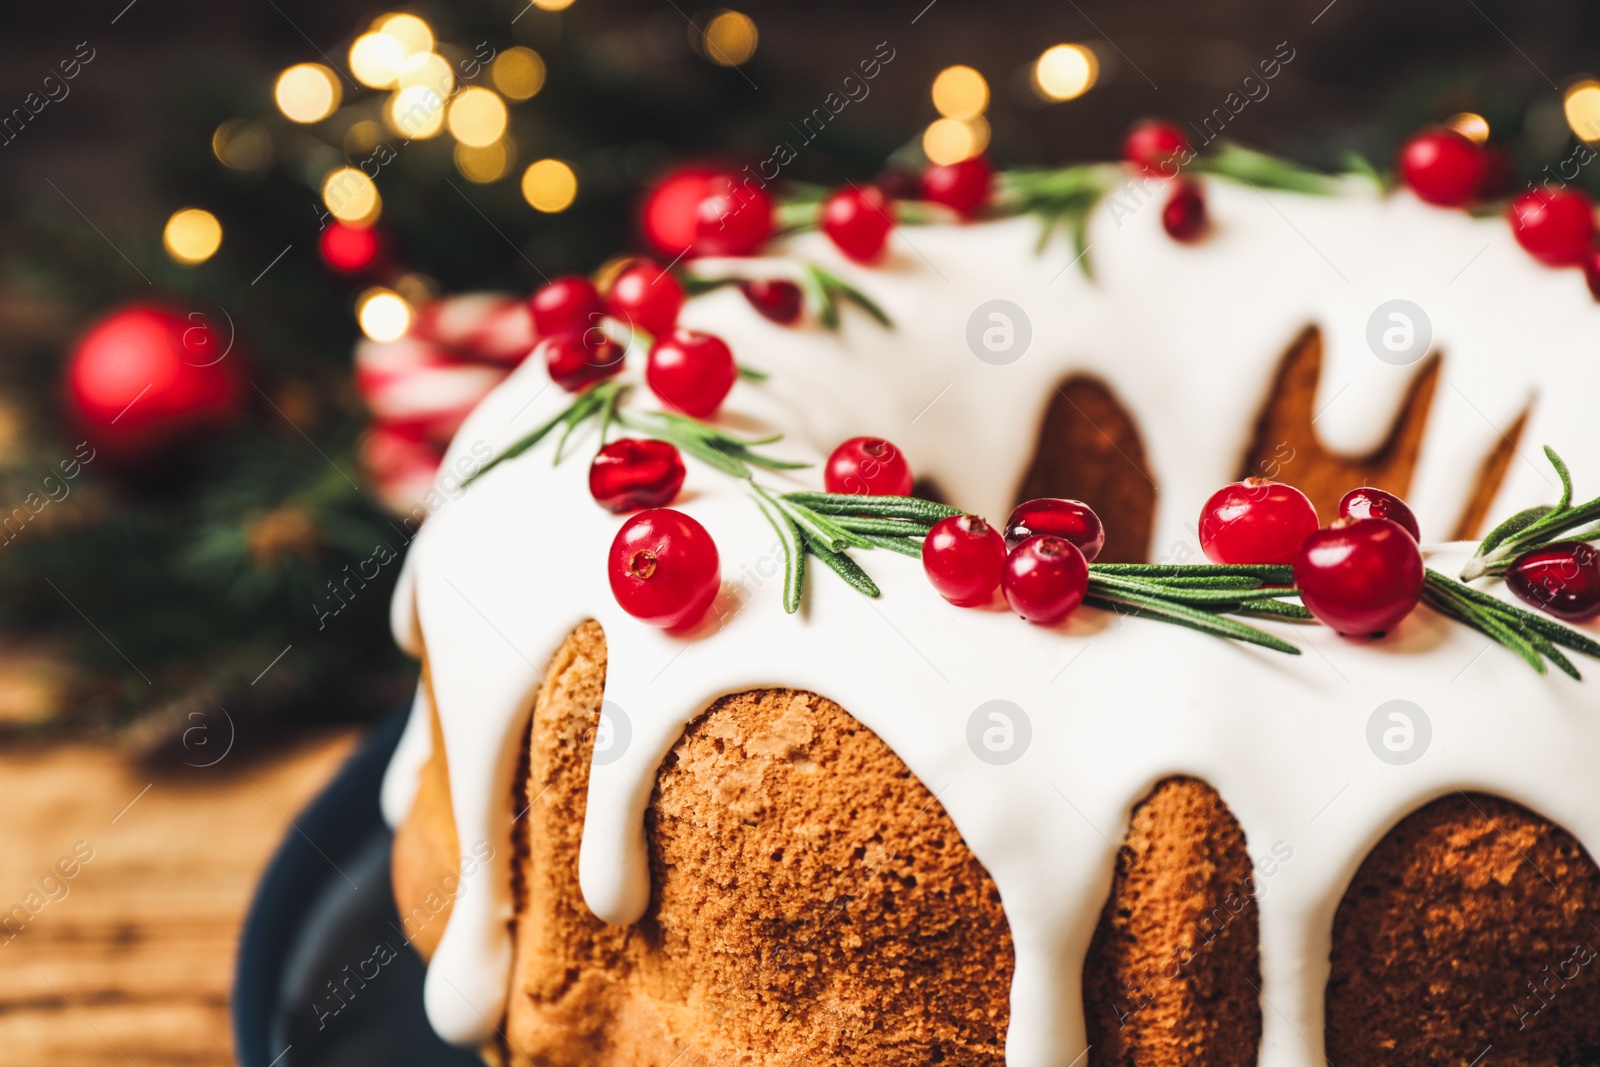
498;622;1013;1066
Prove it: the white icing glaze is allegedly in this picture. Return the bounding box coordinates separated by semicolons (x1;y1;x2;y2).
387;178;1600;1064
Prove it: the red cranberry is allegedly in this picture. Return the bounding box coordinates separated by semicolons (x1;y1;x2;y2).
692;176;774;256
605;261;685;337
608;508;721;629
1508;188;1596;266
530;276;602;337
1004;498;1105;561
922;514;1005;607
1294;517;1424;635
640;165;719;258
539;331;624;392
589;438;686;513
1585;248;1600;301
1398;128;1487;207
1198;478;1320;566
1162;180;1207;242
921;155;993;218
646;328;737;418
1123;120;1192;176
1338;486;1420;542
1002;535;1089;625
820;186;895;264
1507;541;1600;621
739;278;804;325
824;436;913;497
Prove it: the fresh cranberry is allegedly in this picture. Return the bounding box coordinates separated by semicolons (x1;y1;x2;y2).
589;438;686;513
1508;189;1597;266
605;261;685;337
1199;478;1320;566
923;514;1005;607
1004;498;1105;561
1478;143;1515;199
530;276;602;337
823;436;913;497
539;331;624;392
1398;128;1487;207
921;155;993;218
739;278;804;325
1294;518;1424;635
820;186;895;264
692;176;774;256
608;508;721;629
1338;486;1420;542
640;165;719;258
1586;248;1600;301
646;328;737;418
1002;535;1089;625
1123;120;1192;176
1507;541;1600;621
1162;180;1207;242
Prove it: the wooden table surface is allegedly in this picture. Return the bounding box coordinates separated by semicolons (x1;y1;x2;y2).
0;730;359;1066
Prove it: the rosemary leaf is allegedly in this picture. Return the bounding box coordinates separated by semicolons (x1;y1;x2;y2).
1425;570;1600;661
832;516;933;537
799;528;881;599
1192;142;1342;195
1085;589;1301;655
1549;445;1574;511
1090;572;1297;605
753;493;805;614
1091;562;1295;583
1233;599;1316;621
737;365;770;382
860;533;925;558
776;497;871;552
782;492;962;523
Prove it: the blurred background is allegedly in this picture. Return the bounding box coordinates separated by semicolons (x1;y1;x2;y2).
0;0;1596;1061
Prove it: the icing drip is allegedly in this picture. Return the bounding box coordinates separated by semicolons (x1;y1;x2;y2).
388;178;1600;1065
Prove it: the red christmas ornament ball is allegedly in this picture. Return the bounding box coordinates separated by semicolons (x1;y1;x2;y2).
64;304;245;465
318;222;382;273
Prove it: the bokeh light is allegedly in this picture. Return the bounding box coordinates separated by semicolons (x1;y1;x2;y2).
1445;112;1491;144
397;52;454;96
212;120;273;172
357;288;413;342
697;10;758;67
521;159;578;212
344;119;386;157
533;0;576;9
931;65;988;120
350;32;406;89
492;47;546;100
386;85;446;138
447;88;509;147
274;63;341;123
1565;80;1600;142
163;208;223;266
923;117;989;165
455;138;514;183
375;13;433;57
1032;44;1099;102
323;167;382;224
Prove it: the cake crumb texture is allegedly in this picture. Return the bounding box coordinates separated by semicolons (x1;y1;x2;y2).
1082;776;1263;1067
1326;792;1600;1065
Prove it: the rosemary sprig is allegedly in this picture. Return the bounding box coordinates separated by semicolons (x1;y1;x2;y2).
1191;142;1343;195
797;262;892;329
465;380;627;486
1422;568;1600;679
1461;447;1600;580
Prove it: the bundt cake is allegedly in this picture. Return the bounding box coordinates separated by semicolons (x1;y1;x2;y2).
377;150;1600;1067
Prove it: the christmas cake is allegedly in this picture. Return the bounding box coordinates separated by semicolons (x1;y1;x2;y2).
377;127;1600;1066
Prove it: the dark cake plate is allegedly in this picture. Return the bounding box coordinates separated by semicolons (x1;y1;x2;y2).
233;712;481;1067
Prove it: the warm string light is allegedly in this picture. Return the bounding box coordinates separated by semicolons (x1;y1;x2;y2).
274;63;341;123
923;116;990;166
1565;80;1600;142
447;87;508;147
323;167;382;224
931;65;987;120
212;120;272;172
163;208;222;265
455;138;515;183
696;9;758;67
1445;111;1491;144
924;64;991;164
521;159;577;212
357;288;413;342
387;85;446;138
492;47;546;101
1033;43;1098;102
